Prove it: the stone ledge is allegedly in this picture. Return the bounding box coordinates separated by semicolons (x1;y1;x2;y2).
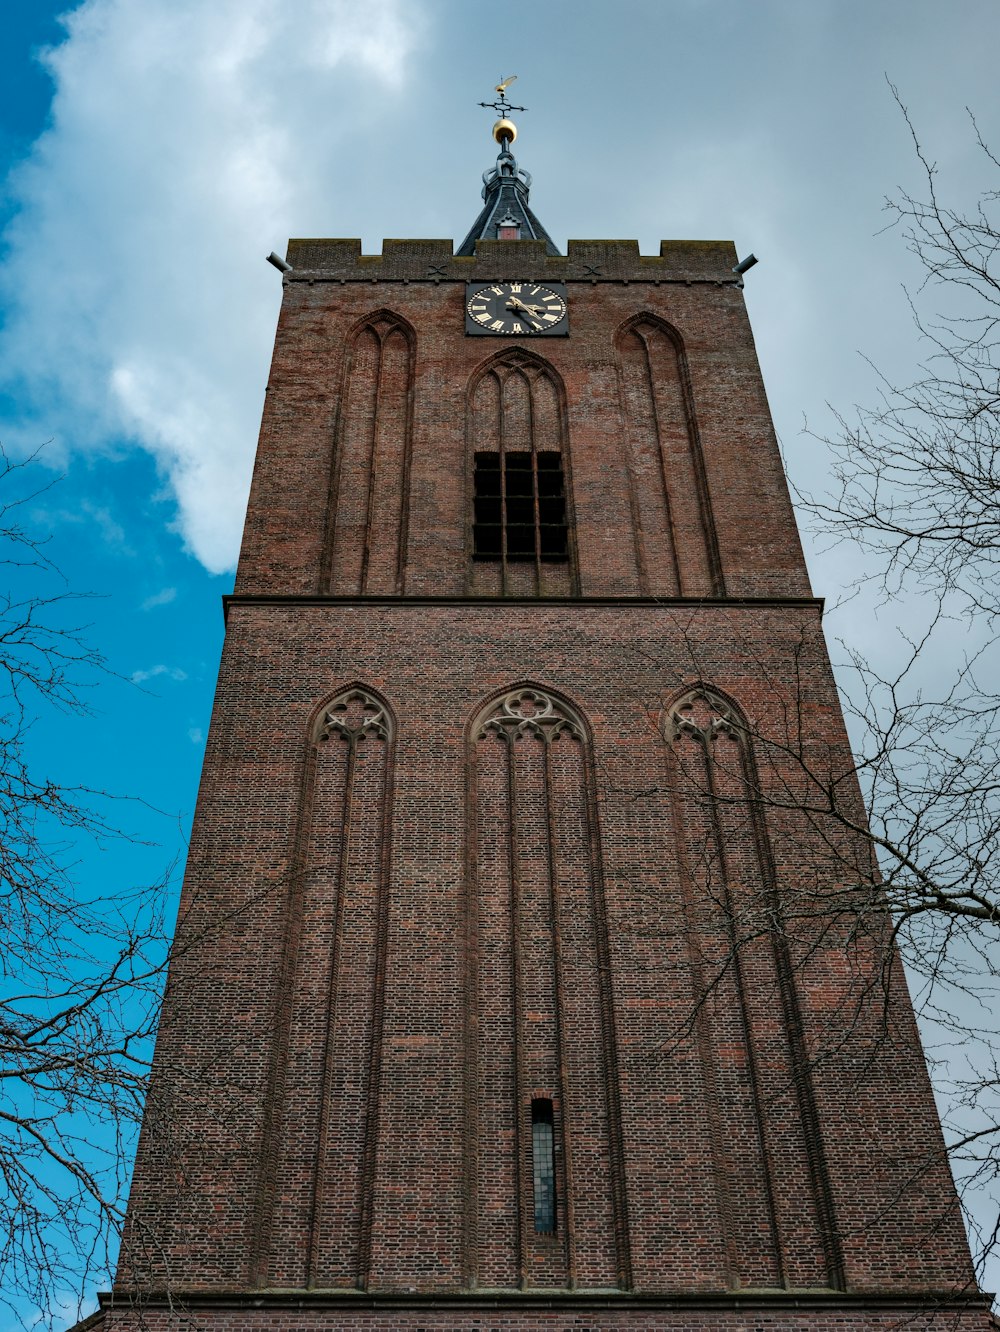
222;593;825;611
94;1286;994;1313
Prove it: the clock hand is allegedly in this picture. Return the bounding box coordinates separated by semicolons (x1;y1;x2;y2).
505;299;543;331
504;302;542;332
507;297;544;316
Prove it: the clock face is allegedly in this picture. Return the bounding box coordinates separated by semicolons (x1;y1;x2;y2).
465;282;569;336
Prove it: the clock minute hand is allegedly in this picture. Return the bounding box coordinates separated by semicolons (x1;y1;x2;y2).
507;297;545;323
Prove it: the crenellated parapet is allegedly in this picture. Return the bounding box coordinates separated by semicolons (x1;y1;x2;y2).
283;236;740;285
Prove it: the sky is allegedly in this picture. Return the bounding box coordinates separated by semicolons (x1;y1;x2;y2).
2;0;1000;1324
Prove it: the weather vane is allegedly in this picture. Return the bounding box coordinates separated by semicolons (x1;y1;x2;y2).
478;75;527;148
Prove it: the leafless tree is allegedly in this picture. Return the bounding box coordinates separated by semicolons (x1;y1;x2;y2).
0;448;171;1328
788;88;1000;1287
612;91;1000;1307
805;86;1000;621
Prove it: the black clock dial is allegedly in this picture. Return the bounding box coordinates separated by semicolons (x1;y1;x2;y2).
466;282;568;336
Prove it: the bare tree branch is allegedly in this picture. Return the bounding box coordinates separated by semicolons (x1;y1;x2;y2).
759;90;1000;1289
0;447;173;1328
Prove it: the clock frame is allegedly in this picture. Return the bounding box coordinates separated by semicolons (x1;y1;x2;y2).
465;281;569;336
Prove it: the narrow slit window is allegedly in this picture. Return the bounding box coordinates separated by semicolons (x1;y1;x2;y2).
473;451;568;563
531;1099;556;1234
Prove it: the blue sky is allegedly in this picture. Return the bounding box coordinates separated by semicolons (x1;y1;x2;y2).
2;0;1000;1323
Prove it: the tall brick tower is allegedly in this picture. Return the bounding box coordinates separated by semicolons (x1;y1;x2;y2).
98;88;994;1329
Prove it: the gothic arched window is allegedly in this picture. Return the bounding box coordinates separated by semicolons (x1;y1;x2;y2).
615;315;721;597
462;686;629;1291
325;311;416;596
662;684;843;1292
467;350;577;597
255;685;396;1292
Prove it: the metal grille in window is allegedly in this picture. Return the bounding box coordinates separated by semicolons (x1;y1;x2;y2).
473;451;568;563
531;1099;556;1234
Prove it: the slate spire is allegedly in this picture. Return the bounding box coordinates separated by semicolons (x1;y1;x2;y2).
457;78;560;257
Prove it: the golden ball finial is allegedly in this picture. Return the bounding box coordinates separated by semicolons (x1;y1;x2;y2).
493;118;517;146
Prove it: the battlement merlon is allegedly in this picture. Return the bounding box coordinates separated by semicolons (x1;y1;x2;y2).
282;237;741;284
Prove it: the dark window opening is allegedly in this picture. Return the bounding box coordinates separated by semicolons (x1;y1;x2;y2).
473;451;568;563
531;1099;556;1234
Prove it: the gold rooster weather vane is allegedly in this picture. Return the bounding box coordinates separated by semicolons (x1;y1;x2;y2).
478;74;527;147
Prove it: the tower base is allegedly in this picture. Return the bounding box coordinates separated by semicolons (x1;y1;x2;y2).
81;1287;995;1330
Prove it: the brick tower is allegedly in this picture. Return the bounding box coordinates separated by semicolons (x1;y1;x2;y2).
97;89;993;1328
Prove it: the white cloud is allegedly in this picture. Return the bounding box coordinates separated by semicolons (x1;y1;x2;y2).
0;0;422;573
131;664;187;685
140;586;177;610
80;499;129;549
30;499;130;549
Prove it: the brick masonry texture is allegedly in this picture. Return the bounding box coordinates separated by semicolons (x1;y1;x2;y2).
95;1296;995;1330
235;241;810;603
93;238;994;1330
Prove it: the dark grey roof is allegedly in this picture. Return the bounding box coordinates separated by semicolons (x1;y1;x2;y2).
457;145;560;257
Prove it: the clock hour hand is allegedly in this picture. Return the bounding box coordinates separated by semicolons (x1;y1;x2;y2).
506;296;544;327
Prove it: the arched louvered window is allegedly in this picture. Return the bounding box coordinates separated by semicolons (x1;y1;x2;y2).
467;350;577;597
473;449;567;563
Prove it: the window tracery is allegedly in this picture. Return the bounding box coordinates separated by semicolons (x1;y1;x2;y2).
664;687;738;745
475;687;583;745
259;682;395;1290
315;688;392;746
660;679;843;1291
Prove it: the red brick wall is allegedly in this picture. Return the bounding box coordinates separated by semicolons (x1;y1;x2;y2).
234;239;811;602
118;602;980;1311
107;236;991;1330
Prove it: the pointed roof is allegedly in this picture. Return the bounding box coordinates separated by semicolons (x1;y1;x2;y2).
457;141;560;257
